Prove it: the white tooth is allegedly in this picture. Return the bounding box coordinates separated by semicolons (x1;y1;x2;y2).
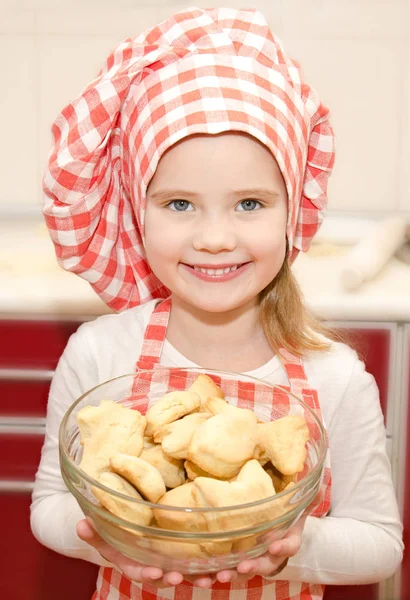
207;269;216;275
223;267;230;274
193;266;199;271
215;269;224;275
230;265;238;272
200;268;208;274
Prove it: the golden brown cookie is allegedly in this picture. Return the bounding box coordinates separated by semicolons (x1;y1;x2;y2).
154;412;211;459
257;415;309;475
154;482;207;532
145;391;201;437
149;539;207;559
92;471;152;526
188;374;225;409
264;463;297;493
140;444;186;488
184;460;219;481
188;411;257;479
77;400;146;479
110;454;166;503
204;398;258;424
192;459;277;531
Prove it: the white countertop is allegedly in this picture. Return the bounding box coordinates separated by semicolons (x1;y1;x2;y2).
1;221;410;322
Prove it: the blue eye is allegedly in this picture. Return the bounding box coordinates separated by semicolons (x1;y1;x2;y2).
168;200;193;212
237;199;262;211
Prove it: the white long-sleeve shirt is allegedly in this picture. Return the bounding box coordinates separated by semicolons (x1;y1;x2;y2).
30;300;403;585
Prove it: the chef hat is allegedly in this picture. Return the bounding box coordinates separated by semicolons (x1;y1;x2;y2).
43;7;335;311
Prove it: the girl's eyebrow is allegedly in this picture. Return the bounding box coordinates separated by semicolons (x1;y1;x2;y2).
150;188;280;200
231;188;280;200
150;189;197;200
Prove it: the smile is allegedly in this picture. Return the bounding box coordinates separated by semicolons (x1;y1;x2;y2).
193;265;241;275
180;262;251;282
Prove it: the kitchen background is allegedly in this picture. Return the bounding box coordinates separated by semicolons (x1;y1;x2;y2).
1;1;410;600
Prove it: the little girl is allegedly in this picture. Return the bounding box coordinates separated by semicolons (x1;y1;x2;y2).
31;7;403;600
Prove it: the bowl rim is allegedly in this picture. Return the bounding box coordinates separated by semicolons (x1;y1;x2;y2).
59;367;328;516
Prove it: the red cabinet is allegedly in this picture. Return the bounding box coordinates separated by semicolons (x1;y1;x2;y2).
400;326;410;600
0;318;99;600
0;493;98;600
323;324;393;600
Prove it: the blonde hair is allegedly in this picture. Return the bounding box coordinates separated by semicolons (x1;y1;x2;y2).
259;257;343;357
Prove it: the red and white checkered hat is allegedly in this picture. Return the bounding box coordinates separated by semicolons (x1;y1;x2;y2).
43;7;335;311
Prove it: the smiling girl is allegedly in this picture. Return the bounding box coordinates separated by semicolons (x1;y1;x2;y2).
31;7;403;600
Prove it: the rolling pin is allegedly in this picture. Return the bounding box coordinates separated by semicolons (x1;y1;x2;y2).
340;215;408;291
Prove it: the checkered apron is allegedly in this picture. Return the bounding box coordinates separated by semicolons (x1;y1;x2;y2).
92;299;332;600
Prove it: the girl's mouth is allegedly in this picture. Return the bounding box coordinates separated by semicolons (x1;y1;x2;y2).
180;262;251;282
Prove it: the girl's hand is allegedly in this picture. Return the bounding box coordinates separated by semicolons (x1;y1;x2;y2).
203;515;307;586
77;519;184;588
78;515;305;589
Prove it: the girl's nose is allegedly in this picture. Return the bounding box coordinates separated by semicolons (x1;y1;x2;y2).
192;215;237;253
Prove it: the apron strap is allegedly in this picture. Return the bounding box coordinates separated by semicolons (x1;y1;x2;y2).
135;298;172;371
278;347;320;411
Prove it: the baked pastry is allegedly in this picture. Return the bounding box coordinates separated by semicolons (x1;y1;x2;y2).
77;400;146;479
257;415;309;475
110;454;166;502
149;539;207;559
188;374;225;409
204;397;257;425
145;391;201;437
140;444;186;488
154;412;211;459
154;482;207;532
192;459;277;531
264;463;297;493
153;482;233;556
92;471;152;525
188;411;257;479
184;460;219;481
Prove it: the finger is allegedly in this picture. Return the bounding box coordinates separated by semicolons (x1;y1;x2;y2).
269;531;302;557
191;575;216;588
140;567;164;582
216;569;238;583
76;520;120;564
162;572;184;587
77;520;166;584
237;555;283;577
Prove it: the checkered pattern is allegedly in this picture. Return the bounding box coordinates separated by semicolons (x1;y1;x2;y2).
92;299;332;600
43;7;335;311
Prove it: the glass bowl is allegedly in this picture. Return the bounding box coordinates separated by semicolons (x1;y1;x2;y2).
59;367;327;574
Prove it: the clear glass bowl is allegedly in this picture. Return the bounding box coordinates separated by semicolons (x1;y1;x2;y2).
59;368;327;574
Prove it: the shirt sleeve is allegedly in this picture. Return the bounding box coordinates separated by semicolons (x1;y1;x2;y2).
30;324;113;567
274;356;403;584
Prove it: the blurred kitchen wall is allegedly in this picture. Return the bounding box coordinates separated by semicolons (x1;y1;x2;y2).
0;0;409;217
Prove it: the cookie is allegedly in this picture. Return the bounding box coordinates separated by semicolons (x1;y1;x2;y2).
188;411;257;479
257;415;309;475
145;391;201;437
188;374;225;409
140;444;186;488
154;482;207;532
154;412;211;459
264;462;297;493
192;459;277;531
92;471;152;526
110;454;166;503
77;400;146;479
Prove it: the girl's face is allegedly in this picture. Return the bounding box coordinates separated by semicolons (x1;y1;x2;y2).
145;133;288;315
